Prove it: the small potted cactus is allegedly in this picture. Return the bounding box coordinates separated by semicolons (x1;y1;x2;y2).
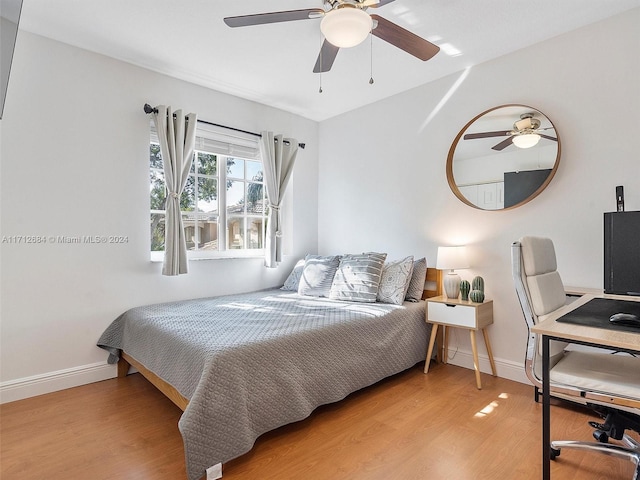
460;280;470;301
469;276;485;303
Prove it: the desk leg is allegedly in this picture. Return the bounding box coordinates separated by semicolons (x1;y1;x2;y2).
542;334;551;480
470;330;482;389
424;324;439;374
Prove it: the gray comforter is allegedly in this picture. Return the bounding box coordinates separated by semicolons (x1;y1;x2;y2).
97;289;429;480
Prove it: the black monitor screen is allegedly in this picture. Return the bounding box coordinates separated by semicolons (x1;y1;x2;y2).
604;211;640;295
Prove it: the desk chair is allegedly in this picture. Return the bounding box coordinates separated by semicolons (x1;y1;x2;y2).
512;236;640;477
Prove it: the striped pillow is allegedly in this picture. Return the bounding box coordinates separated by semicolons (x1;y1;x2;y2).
298;255;341;297
405;257;427;302
329;252;387;303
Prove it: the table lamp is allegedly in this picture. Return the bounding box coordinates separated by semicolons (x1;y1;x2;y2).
436;246;469;299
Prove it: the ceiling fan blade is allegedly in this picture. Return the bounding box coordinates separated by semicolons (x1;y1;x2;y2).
313;40;340;73
492;137;514;151
224;8;324;28
539;134;558;142
369;14;439;61
364;0;397;8
464;130;512;140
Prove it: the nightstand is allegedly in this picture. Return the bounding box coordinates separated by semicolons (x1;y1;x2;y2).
423;295;497;389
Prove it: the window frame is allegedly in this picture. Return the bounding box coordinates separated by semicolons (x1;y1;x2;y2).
149;124;266;262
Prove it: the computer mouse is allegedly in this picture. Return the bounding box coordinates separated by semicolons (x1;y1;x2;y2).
609;313;640;327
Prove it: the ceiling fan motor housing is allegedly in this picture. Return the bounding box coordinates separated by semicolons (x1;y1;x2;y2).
514;114;540;133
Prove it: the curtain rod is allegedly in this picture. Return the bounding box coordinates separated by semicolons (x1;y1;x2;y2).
143;104;305;149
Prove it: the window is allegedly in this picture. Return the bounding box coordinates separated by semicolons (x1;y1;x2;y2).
150;124;265;260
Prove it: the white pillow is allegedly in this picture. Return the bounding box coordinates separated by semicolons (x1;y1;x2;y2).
281;259;305;291
298;255;341;297
377;256;414;305
329;252;387;303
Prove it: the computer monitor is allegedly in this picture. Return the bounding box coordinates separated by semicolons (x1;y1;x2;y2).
604;211;640;295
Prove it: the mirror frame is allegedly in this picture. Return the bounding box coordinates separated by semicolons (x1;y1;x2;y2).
446;104;561;211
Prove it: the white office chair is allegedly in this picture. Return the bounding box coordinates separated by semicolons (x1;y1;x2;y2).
512;236;640;478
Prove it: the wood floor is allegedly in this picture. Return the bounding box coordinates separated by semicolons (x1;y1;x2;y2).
1;362;637;480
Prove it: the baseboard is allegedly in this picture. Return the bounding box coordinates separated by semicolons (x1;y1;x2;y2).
440;348;531;385
0;362;117;404
2;352;530;404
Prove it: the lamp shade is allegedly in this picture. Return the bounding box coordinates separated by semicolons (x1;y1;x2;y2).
320;7;372;48
512;133;541;149
436;246;469;271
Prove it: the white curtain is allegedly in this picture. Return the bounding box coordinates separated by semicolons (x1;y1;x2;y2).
259;131;299;268
152;105;197;276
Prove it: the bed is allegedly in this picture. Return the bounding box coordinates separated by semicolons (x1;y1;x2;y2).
97;264;441;480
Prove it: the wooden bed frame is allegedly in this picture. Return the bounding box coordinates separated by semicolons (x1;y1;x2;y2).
117;267;443;412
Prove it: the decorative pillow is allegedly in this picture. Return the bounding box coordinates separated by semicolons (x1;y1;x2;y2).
281;259;305;291
377;256;415;305
405;257;427;302
329;252;387;303
297;255;341;297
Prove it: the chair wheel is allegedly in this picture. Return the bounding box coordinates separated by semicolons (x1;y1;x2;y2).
593;430;609;443
550;447;561;460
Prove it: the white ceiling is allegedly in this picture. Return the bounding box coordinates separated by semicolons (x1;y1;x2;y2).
18;0;640;121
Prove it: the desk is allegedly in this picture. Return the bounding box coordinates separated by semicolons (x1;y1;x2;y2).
531;294;640;480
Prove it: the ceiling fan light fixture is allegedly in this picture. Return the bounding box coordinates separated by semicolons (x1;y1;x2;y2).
320;7;372;48
512;133;541;149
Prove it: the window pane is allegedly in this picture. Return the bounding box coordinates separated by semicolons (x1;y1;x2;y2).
150;213;165;251
198;213;219;251
150;143;162;169
198;152;217;176
226;180;245;215
197;177;218;215
227;217;244;249
246;182;264;214
181;175;196;211
150;169;166;210
247;217;264;249
227;158;244;179
183;213;197;250
246;161;262;181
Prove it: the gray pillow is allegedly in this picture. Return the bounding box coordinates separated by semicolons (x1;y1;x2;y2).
329;252;387;303
377;256;415;305
405;257;427;302
298;255;341;297
281;259;305;291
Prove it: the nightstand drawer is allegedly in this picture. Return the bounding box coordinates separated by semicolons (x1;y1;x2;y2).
428;301;476;328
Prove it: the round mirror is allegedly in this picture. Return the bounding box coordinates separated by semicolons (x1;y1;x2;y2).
447;104;561;210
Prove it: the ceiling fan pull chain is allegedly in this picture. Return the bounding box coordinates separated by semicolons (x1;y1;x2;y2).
369;30;374;85
319;34;324;93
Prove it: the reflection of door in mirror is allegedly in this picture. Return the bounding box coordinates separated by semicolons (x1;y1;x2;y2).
447;105;561;211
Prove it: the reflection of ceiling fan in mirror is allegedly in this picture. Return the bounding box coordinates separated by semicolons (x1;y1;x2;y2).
463;113;558;151
223;0;440;73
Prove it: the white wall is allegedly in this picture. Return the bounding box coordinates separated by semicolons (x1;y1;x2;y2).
318;10;640;382
0;32;319;402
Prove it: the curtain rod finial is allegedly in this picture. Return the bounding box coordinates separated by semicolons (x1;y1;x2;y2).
143;103;156;114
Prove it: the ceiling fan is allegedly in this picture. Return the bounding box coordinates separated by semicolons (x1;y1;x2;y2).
463;113;558;151
223;0;440;73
